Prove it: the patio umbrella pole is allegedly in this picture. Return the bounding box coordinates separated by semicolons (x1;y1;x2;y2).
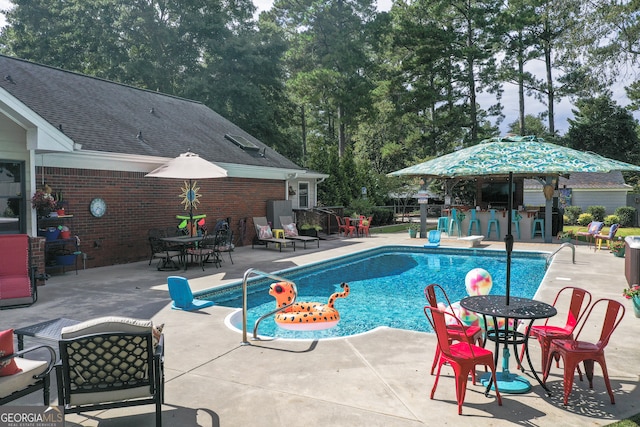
505;172;513;306
188;178;194;237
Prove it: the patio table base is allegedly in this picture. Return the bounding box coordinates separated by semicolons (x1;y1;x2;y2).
480;371;531;394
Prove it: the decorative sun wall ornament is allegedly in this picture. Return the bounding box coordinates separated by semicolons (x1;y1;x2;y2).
180;180;201;211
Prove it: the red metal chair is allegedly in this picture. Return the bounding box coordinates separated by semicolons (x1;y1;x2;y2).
424;284;484;381
543;298;625;405
334;215;351;237
359;216;373;237
424;305;502;415
342;217;356;237
519;286;592;375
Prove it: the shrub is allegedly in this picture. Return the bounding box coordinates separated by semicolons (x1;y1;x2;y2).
347;198;374;217
577;213;593;226
614;206;637;227
604;215;619;226
564;206;582;224
586;206;606;222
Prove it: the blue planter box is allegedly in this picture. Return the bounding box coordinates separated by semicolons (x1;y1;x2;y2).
56;254;76;266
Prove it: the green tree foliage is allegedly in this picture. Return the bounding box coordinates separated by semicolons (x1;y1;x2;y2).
564;95;640;165
498;0;543;135
506;114;551;139
0;0;293;159
265;0;377;157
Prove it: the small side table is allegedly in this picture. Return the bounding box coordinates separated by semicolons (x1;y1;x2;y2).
272;229;287;246
14;318;81;351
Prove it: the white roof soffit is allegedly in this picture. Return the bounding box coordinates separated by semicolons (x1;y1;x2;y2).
36;150;310;180
0;87;74;151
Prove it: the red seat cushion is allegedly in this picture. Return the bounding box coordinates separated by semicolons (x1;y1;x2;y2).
0;235;32;299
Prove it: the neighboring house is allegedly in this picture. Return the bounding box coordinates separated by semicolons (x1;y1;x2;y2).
524;171;631;214
0;55;327;271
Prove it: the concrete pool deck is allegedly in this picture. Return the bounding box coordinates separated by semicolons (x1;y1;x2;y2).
6;231;640;426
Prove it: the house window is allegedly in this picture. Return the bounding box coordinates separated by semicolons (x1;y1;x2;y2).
298;182;309;209
0;161;25;234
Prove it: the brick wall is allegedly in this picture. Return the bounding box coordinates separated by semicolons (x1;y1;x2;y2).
35;167;284;270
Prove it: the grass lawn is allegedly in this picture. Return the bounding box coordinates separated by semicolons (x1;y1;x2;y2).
564;225;640;242
607;414;640;426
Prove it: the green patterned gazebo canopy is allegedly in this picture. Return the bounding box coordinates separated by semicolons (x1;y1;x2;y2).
388;135;640;178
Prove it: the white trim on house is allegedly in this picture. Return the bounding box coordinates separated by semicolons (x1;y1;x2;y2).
34;149;318;181
0;87;75;151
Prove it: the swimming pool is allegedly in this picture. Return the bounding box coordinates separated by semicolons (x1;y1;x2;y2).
197;245;550;339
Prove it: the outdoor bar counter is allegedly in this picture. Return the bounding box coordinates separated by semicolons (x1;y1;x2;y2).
444;208;542;241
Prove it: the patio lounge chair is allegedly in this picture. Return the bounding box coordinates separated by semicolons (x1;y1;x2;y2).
251;217;296;252
423;230;441;248
575;221;604;248
167;276;214;311
279;216;320;249
595;223;620;251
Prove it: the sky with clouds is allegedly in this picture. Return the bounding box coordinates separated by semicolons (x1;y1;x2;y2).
0;0;635;135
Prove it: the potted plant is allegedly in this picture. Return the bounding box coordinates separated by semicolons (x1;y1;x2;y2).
622;284;640;317
611;238;625;257
556;230;575;243
31;189;57;218
299;223;322;238
408;223;419;238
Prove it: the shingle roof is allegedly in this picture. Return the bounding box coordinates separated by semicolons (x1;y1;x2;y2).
0;55;301;170
524;171;629;189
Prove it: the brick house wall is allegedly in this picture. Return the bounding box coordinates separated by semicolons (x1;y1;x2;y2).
35;167;284;274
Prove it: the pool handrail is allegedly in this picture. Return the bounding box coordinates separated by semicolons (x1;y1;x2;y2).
241;268;298;344
546;242;575;267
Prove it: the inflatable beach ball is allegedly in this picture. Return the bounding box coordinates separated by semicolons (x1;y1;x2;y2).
465;268;493;296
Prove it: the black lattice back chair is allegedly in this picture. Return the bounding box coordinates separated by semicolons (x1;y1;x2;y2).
214;227;234;264
55;317;164;426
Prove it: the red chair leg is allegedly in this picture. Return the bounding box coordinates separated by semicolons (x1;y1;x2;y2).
561;357;578;405
431;346;441;375
598;359;615;404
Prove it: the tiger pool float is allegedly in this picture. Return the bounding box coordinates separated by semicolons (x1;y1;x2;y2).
268;281;350;331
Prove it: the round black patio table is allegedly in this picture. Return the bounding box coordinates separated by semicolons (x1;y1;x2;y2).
460;295;557;396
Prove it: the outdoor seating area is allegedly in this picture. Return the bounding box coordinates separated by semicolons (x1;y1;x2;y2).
147;221;235;271
334;214;373;238
4;233;640;426
252;217;297;251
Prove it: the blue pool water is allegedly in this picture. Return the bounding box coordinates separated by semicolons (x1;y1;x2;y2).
198;245;549;339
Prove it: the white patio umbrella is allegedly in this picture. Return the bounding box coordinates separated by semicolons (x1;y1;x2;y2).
146;152;228;235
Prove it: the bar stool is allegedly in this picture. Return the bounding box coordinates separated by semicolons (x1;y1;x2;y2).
449;208;462;237
467;209;481;235
487;209;500;239
531;218;544;239
437;216;449;234
512;210;521;239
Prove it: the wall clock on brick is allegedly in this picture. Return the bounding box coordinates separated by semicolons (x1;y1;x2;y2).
89;198;106;217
